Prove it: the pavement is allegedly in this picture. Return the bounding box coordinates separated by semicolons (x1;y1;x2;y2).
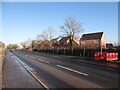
2;50;43;88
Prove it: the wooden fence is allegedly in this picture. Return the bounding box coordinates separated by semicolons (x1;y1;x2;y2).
33;47;120;60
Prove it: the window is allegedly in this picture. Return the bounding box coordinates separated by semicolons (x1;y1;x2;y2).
58;42;60;45
94;40;99;43
82;41;85;44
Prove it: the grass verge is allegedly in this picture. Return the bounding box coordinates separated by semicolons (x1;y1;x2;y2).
29;51;120;64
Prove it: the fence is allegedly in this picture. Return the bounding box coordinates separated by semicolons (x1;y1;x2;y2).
33;47;120;60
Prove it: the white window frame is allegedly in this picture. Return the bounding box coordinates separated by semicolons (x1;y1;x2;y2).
94;40;99;43
82;41;86;44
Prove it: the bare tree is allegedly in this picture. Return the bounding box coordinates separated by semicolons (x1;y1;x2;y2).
20;39;32;48
36;27;56;48
36;32;48;41
47;27;56;48
26;39;32;47
60;17;84;47
20;42;27;48
47;27;56;40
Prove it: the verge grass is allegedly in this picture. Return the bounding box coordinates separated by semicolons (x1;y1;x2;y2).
30;51;120;64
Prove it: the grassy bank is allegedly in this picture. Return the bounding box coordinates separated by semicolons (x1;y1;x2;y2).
0;49;5;55
0;49;5;60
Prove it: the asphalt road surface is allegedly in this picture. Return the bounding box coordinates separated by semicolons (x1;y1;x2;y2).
12;50;119;89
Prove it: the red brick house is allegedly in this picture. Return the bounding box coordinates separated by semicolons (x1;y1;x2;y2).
80;32;106;49
106;43;113;49
59;36;79;48
51;37;61;48
34;40;50;49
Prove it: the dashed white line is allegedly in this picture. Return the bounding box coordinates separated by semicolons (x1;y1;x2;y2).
57;65;88;76
31;57;35;59
29;56;35;59
28;56;50;64
38;59;50;64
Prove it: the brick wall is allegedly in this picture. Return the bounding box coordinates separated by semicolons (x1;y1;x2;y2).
80;40;100;48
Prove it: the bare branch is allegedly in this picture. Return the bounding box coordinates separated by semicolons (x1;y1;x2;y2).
60;17;84;47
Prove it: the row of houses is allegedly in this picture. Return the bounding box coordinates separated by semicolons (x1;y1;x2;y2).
34;32;106;49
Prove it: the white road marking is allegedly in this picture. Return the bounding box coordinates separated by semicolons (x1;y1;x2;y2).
29;56;35;59
31;57;35;59
38;59;50;64
57;65;88;76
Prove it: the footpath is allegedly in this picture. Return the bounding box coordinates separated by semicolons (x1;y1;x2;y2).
2;51;43;88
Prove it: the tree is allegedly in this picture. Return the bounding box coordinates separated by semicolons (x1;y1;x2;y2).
20;42;27;48
31;40;36;49
36;33;48;41
20;39;32;48
46;27;56;48
7;44;19;49
60;17;83;47
0;41;5;48
12;44;19;49
36;27;56;48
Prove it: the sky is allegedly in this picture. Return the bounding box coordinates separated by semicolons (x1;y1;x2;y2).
1;2;118;45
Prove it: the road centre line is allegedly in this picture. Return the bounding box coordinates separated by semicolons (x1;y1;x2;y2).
38;59;50;64
31;56;35;59
57;65;88;76
29;56;35;59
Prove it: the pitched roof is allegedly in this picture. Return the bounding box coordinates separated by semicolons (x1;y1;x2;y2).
80;32;103;40
51;37;61;42
36;40;43;44
36;40;50;45
59;37;69;43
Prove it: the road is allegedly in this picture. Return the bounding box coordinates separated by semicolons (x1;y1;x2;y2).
12;50;119;88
